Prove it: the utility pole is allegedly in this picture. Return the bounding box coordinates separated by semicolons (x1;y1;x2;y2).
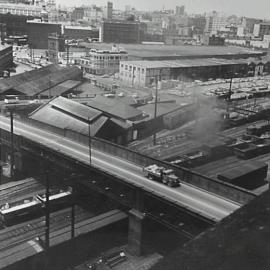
49;75;51;99
10;110;14;181
66;41;69;67
45;167;50;251
71;181;75;239
88;117;92;165
0;127;2;185
153;73;160;145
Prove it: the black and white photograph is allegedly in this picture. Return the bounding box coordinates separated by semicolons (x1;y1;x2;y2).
0;0;270;269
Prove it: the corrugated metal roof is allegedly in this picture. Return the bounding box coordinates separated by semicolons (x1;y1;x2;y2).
218;161;267;180
85;97;143;120
50;96;102;122
0;65;82;96
30;100;108;136
120;58;250;69
138;102;184;118
41;80;82;96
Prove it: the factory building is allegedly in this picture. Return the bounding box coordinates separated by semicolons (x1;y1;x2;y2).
119;58;263;87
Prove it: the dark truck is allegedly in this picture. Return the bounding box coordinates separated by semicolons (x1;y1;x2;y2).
143;164;181;187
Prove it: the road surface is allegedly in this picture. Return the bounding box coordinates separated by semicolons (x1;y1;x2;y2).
0;115;241;221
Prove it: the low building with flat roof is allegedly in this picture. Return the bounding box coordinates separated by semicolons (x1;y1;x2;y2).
80;42;266;61
119;58;266;87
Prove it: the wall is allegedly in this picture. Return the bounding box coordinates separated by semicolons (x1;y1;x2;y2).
27;22;62;49
6;117;257;205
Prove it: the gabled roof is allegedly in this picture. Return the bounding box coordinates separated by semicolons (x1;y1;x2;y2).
85;96;143;121
0;65;82;96
41;80;82;97
49;96;102;122
29;97;107;136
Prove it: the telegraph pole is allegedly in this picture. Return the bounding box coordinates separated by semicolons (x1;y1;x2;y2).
45;167;50;251
66;42;70;67
153;72;161;145
0;127;2;185
88;117;92;165
10;110;14;181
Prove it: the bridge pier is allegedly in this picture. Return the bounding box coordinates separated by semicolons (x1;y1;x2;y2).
127;209;145;256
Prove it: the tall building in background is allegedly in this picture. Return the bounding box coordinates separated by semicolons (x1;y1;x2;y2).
241;17;263;35
48;32;65;64
205;11;227;35
0;13;37;36
71;7;84;22
27;20;61;49
175;5;185;16
99;20;141;43
0;3;41;16
103;1;113;20
253;22;270;38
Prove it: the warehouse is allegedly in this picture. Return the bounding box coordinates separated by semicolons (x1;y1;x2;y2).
119;58;266;87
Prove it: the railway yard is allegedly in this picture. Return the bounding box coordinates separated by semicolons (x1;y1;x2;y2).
0;178;128;270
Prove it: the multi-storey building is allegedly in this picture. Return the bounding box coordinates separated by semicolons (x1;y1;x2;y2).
188;15;206;35
0;13;37;36
253;22;270;38
241;17;263;35
0;45;13;73
80;46;128;75
0;3;41;16
103;1;113;20
99;19;141;43
48;32;65;64
71;7;84;22
175;5;185;16
205;12;227;35
64;26;99;41
83;5;103;24
27;19;62;49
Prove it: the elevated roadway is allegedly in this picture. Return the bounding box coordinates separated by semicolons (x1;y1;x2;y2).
0;115;241;222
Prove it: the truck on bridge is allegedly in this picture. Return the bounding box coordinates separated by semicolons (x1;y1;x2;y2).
143;164;181;187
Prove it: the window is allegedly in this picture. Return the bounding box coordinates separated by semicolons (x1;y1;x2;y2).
125;65;128;70
142;69;144;74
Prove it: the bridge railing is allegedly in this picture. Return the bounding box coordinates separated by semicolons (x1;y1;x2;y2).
17;117;256;205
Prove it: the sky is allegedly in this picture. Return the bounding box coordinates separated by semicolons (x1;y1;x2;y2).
57;0;270;20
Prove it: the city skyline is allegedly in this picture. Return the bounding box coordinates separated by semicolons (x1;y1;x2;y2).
56;0;270;19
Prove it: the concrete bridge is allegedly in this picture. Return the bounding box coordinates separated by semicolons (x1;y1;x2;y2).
0;114;256;255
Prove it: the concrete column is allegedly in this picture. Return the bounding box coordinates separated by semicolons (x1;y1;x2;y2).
127;209;145;256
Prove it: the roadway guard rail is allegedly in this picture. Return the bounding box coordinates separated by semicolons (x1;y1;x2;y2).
15;117;257;205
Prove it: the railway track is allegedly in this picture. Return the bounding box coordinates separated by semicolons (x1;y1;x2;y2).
0;178;45;205
0;206;93;251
